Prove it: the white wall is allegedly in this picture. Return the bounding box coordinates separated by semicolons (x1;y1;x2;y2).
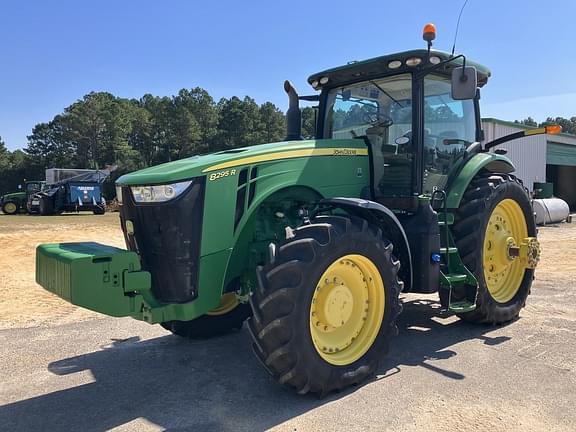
481;121;547;192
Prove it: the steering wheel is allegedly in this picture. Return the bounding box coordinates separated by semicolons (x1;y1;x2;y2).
362;111;394;128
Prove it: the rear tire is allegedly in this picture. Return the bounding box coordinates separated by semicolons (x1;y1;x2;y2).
39;197;54;216
248;215;402;395
2;201;19;215
452;174;537;324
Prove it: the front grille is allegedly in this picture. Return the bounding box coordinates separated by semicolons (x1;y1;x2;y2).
119;177;206;303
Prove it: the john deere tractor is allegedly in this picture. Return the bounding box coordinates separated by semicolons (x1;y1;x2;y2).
36;25;555;395
0;180;46;214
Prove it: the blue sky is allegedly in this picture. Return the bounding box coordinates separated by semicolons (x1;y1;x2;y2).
1;0;575;150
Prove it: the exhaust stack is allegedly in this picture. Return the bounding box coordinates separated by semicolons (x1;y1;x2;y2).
284;80;302;141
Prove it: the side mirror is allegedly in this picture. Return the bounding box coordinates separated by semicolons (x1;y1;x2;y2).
451;66;477;100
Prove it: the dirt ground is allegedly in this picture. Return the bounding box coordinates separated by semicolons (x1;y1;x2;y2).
1;212;574;330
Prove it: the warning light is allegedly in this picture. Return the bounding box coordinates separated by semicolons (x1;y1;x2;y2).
545;125;562;135
423;23;437;43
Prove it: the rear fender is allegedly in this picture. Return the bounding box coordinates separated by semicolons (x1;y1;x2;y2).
446;153;515;209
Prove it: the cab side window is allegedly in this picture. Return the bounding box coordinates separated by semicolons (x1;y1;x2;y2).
423;75;476;194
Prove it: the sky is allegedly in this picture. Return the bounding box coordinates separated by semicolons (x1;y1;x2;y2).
1;0;575;150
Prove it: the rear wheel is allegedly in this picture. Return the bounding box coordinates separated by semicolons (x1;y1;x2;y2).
248;215;402;395
161;293;251;338
452;174;539;324
2;201;19;215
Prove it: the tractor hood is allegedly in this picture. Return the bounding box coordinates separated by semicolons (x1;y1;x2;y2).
1;191;25;200
116;139;366;186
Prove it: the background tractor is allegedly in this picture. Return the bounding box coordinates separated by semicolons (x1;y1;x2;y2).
0;180;45;215
37;25;555;395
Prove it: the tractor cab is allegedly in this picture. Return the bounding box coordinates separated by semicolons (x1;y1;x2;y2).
25;181;46;196
308;48;489;211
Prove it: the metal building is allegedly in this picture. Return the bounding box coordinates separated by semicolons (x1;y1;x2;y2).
481;118;576;209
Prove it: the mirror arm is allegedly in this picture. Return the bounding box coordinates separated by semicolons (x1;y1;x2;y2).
460;56;468;82
299;95;320;102
484;128;553;151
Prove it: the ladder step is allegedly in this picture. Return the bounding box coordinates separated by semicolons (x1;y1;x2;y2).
445;274;467;283
439;247;458;254
438;213;455;225
448;300;477;313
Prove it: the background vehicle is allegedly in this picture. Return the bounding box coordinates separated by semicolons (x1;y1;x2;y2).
0;181;45;214
36;25;555;394
31;169;110;215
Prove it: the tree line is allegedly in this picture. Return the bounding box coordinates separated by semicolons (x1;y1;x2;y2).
1;87;574;196
0;88;316;195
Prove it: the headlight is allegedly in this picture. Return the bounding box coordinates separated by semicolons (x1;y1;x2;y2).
130;180;193;203
115;185;123;204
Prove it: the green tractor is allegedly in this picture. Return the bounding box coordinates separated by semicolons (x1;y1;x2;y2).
1;181;46;215
36;26;555;395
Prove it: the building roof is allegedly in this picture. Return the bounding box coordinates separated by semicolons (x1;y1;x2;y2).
482;117;576;143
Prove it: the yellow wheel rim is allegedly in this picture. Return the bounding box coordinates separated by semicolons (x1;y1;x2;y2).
206;293;239;316
309;254;385;366
483;199;528;303
4;202;17;214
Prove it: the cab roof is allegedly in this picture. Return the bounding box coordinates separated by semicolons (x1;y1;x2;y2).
308;49;491;89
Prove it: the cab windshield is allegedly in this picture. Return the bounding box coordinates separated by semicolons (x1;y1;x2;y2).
324;72;478;198
324;73;412;142
26;182;42;193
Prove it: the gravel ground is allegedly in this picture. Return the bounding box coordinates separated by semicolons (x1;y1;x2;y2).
0;214;575;431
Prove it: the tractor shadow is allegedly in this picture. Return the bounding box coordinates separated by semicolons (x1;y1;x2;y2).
378;297;511;381
0;298;511;431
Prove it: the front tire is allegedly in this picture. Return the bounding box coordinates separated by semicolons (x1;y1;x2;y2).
161;293;251;338
452;174;538;324
2;201;19;215
248;215;402;395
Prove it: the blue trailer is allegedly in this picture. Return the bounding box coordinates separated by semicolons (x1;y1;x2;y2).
31;169;111;215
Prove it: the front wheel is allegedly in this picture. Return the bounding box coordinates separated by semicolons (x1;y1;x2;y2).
1;201;19;215
248;215;402;395
161;293;251;338
452;174;539;324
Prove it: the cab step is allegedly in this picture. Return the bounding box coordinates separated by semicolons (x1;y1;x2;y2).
448;300;477;314
444;274;467;284
439;247;458;254
437;213;455;226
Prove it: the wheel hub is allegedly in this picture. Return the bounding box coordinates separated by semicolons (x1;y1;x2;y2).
312;276;357;333
519;237;540;269
483;199;535;303
309;255;385;365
